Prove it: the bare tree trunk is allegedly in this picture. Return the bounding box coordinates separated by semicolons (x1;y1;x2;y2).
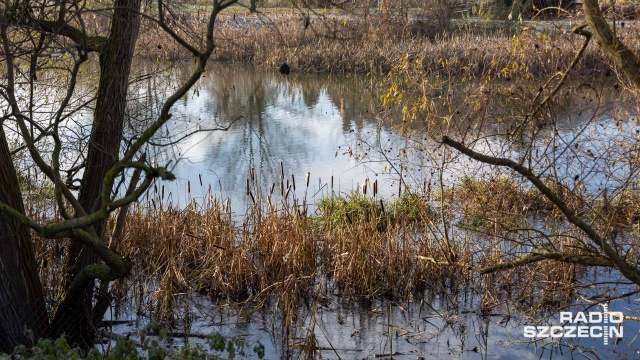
52;0;142;348
0;126;49;353
250;0;256;12
583;0;640;86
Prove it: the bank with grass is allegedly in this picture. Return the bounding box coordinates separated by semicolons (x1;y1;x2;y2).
138;4;639;79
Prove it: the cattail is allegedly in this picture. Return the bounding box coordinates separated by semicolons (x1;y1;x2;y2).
280;162;285;196
292;174;296;191
399;165;403;197
306;172;310;187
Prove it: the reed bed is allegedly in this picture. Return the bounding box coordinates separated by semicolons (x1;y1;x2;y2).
138;10;640;78
86;172;602;325
121;186;464;304
18;164;614;354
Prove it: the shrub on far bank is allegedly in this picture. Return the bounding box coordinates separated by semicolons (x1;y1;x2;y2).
474;0;574;20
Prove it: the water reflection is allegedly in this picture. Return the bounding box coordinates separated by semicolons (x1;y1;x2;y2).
138;63;639;220
116;64;640;359
144;63;388;212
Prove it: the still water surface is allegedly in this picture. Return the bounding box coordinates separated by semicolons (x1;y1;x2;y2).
148;63;393;214
114;63;640;359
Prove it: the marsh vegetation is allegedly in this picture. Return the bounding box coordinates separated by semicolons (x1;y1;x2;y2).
2;0;640;359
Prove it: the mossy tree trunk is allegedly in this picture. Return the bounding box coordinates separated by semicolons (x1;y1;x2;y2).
50;0;142;348
0;127;49;353
582;0;640;86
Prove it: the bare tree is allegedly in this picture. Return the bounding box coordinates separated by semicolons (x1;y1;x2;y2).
0;0;237;351
434;0;640;300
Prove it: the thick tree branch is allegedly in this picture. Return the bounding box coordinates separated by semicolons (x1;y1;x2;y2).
30;19;106;52
66;229;130;277
479;248;614;274
0;161;170;240
56;229;131;320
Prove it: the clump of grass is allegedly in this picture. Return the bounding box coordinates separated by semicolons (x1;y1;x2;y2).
445;175;602;232
316;191;435;232
316;193;384;227
393;192;436;222
592;188;640;233
453;176;546;230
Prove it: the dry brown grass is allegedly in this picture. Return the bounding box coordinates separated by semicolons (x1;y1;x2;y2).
120;189;468;305
95;180;595;325
18;171;602;342
137;11;640;78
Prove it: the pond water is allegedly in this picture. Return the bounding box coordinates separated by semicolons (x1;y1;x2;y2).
140;63;639;216
100;62;640;359
143;62;396;214
106;282;640;359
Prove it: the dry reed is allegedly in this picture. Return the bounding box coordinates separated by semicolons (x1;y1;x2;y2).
137;11;640;78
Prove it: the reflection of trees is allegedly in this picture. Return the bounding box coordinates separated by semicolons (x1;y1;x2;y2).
300;79;321;108
324;75;378;133
139;63;381;200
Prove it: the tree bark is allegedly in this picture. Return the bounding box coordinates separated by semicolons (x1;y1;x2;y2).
0;126;49;353
583;0;640;86
52;0;142;348
0;0;230;351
